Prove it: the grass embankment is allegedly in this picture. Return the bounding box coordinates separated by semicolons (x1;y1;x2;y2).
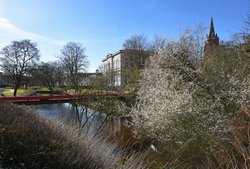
0;103;144;169
0;87;103;97
0;87;33;97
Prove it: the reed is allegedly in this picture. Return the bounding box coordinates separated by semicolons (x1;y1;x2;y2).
0;102;145;169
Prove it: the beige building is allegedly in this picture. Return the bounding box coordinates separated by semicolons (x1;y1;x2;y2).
79;71;101;87
102;49;150;86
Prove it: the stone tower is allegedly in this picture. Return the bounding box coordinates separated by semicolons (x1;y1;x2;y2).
204;17;219;52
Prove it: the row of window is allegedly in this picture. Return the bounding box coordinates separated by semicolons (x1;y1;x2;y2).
103;55;146;73
103;59;120;72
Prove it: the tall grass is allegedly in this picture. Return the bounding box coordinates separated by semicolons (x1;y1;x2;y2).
0;102;145;169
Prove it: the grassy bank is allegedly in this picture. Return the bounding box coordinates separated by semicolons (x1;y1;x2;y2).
0;87;33;97
0;102;144;169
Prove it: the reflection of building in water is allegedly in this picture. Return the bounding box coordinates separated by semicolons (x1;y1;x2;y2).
100;116;145;150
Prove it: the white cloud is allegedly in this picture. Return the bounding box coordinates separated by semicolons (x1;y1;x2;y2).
0;17;102;70
0;17;65;45
0;17;68;62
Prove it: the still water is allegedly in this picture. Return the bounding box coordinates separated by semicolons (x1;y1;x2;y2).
36;103;72;119
35;103;139;149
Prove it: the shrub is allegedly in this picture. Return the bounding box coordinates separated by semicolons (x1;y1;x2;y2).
0;102;145;169
129;27;250;168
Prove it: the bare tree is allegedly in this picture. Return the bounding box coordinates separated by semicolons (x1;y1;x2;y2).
123;34;150;51
151;35;169;53
0;40;39;96
31;61;64;90
53;61;65;87
243;11;250;38
59;42;88;91
231;11;250;48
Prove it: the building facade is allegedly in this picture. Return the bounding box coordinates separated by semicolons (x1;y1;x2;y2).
102;49;150;86
79;71;102;87
102;19;219;87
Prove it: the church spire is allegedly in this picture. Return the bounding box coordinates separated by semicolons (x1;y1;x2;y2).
204;17;219;53
209;17;215;38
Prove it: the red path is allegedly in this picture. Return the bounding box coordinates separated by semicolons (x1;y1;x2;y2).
0;93;129;103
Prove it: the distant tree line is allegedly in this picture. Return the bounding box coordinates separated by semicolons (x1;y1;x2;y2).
0;41;89;96
0;33;170;95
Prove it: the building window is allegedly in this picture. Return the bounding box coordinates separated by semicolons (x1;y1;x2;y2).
116;60;119;70
114;75;121;86
108;62;110;71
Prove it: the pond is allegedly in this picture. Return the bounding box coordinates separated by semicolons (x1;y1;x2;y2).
35;103;144;150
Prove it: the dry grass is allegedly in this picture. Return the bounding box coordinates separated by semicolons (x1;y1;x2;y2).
212;105;250;169
0;102;145;169
1;101;248;169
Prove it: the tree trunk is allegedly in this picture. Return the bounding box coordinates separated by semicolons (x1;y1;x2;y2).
13;87;18;96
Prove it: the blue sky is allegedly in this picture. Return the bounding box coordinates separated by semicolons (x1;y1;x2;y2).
0;0;249;72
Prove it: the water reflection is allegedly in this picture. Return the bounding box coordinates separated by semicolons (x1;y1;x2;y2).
36;103;105;132
35;103;142;150
36;103;72;119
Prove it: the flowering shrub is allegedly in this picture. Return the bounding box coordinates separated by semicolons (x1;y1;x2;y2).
129;27;250;167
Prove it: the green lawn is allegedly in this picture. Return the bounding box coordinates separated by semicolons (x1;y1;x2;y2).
36;87;64;91
0;87;106;96
36;87;50;91
2;88;32;96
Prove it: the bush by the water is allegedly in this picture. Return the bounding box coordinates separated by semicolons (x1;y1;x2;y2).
129;27;250;168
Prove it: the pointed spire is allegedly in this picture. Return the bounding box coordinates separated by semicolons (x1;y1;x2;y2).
209;17;215;38
204;17;219;53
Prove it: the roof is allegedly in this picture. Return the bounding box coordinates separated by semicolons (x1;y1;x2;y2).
102;49;151;62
